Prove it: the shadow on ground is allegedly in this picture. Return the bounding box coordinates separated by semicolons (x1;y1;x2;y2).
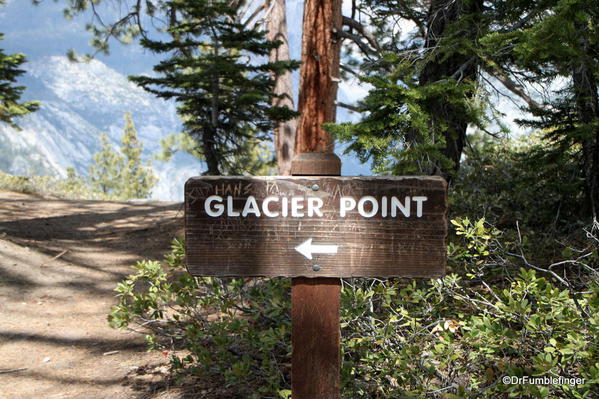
0;190;189;399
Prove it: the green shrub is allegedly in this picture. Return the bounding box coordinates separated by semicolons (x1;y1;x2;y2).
340;269;597;398
0;169;113;200
109;220;598;398
108;238;292;398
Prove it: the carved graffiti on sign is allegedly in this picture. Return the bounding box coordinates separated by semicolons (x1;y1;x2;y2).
185;176;447;278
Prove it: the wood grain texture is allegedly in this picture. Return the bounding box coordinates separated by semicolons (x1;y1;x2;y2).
291;277;340;399
291;153;341;399
291;152;341;399
185;176;447;278
290;152;341;176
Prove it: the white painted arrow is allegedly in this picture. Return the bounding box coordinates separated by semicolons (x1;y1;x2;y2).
294;238;338;260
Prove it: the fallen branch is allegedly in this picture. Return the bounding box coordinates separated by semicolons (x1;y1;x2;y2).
40;249;69;267
0;368;28;374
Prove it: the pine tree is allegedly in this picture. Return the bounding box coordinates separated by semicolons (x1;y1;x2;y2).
88;113;156;199
129;0;298;175
0;15;39;127
49;0;299;173
328;0;487;181
119;113;157;199
480;0;599;217
88;133;124;195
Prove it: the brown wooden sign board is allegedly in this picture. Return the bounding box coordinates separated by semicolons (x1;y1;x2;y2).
185;176;447;278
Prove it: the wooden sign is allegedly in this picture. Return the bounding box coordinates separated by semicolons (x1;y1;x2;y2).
185;176;447;278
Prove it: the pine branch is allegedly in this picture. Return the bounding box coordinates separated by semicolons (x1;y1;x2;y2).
341;16;381;52
336;30;378;57
484;65;543;111
87;0;146;56
335;101;362;113
340;64;360;78
500;9;543;33
237;0;256;24
243;3;266;30
449;57;477;82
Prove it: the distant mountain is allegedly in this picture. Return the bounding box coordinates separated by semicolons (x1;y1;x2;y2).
1;1;532;202
0;1;374;201
0;1;205;201
0;56;199;200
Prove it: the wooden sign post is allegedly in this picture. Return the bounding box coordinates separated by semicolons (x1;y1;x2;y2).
184;171;447;397
290;152;342;399
292;0;349;395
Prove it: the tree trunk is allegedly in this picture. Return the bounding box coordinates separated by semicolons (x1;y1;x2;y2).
295;0;343;153
419;0;483;182
202;127;221;175
572;43;599;217
266;0;297;175
204;44;221;176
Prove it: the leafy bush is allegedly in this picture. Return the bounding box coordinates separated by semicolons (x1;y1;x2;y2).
109;219;598;398
340;217;597;398
109;238;292;398
341;270;597;398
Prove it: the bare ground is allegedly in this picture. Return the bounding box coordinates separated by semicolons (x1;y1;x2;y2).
0;190;188;399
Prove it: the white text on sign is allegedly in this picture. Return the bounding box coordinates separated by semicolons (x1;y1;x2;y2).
204;195;428;218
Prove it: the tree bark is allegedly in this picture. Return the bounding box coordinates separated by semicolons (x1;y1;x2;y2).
419;0;483;182
202;127;221;175
204;55;221;176
572;35;599;217
266;0;297;176
295;0;343;153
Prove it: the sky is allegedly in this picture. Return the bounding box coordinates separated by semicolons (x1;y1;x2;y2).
0;0;374;177
0;0;532;186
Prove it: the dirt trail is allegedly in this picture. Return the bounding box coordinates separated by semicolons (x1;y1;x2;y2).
0;190;184;399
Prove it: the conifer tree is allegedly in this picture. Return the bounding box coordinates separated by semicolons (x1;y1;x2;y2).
119;113;157;199
129;0;298;175
0;0;39;127
88;133;124;195
480;0;598;217
88;113;156;199
328;0;486;181
48;0;298;174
